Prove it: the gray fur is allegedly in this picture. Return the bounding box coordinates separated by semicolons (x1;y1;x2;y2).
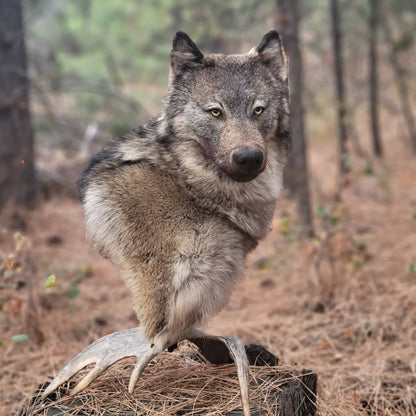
78;31;290;350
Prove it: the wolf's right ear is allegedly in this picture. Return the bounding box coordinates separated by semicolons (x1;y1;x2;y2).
170;32;204;81
254;30;288;81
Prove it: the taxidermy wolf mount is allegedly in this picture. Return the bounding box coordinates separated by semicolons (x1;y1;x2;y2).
42;30;290;416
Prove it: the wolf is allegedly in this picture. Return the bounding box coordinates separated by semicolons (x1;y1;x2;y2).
43;31;290;415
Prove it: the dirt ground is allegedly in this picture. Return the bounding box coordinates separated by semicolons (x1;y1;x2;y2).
1;127;415;415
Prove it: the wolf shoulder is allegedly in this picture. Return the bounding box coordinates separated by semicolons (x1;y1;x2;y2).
76;121;161;202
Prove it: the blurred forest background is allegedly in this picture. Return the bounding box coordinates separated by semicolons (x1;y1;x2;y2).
3;0;416;230
1;0;416;415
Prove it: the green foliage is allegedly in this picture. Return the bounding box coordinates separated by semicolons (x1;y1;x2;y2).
316;204;339;226
409;263;415;274
23;0;272;152
357;241;367;253
394;33;414;52
354;260;364;269
362;163;374;176
44;274;56;288
25;0;268;87
83;264;94;276
279;218;290;236
111;116;132;137
12;334;28;342
67;284;80;299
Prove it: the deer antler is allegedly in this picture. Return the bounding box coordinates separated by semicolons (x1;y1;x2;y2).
42;327;252;416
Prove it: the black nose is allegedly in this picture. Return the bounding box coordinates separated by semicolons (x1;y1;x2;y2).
232;148;264;174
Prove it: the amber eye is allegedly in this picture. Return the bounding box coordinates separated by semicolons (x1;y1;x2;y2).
210;108;222;117
253;107;264;115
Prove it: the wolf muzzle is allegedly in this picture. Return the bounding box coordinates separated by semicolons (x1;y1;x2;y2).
229;147;265;182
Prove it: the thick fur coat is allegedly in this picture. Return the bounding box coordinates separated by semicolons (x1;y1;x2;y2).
77;31;291;352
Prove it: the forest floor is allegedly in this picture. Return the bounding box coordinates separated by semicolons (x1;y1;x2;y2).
1;125;415;415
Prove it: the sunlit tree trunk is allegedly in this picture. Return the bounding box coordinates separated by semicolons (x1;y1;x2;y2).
275;0;314;237
0;0;35;212
368;0;383;157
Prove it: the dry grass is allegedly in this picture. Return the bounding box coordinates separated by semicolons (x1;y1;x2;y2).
18;344;316;416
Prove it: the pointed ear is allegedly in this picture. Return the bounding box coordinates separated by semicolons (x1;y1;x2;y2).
255;30;288;81
170;31;204;79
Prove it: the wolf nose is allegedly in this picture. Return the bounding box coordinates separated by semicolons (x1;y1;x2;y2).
233;148;264;173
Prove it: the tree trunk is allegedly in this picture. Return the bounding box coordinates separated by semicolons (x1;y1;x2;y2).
368;0;383;157
275;0;314;238
383;16;416;154
330;0;349;177
0;0;35;212
275;0;296;196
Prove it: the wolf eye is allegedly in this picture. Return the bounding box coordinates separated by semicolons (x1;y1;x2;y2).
253;107;264;116
210;108;222;117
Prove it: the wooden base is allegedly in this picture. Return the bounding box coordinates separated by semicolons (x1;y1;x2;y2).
19;343;317;416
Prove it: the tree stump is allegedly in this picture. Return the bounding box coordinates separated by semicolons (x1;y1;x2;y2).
18;342;317;416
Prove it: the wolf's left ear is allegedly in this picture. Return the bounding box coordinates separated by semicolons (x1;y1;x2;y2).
255;30;288;81
170;31;204;80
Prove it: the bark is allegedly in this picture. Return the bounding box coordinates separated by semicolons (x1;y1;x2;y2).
275;0;314;237
383;17;416;154
330;0;349;177
368;0;383;157
0;0;35;211
275;0;296;197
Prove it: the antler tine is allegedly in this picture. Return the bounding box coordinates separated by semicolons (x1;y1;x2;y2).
187;329;251;416
41;328;151;399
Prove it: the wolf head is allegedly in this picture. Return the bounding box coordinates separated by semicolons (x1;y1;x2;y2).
164;31;290;183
